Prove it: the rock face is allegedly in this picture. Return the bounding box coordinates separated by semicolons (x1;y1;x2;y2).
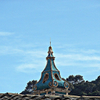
21;80;37;94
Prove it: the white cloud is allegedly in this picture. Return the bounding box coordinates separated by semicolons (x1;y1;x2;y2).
16;64;38;73
55;53;100;61
55;52;100;70
0;45;46;57
0;32;14;36
10;47;100;73
56;60;100;68
0;46;24;55
68;49;99;54
16;63;44;73
16;50;100;73
1;43;100;73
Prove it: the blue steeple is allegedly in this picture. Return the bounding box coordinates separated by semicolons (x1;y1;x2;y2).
33;44;69;95
43;46;58;72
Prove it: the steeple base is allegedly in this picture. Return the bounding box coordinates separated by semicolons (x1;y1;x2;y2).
33;88;70;95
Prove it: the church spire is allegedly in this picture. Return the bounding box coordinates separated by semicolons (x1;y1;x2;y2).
46;42;54;59
33;43;69;95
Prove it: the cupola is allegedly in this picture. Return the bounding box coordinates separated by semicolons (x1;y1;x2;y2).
33;43;69;95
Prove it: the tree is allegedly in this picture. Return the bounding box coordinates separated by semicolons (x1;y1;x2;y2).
66;75;85;84
21;80;37;94
92;90;100;96
74;75;85;83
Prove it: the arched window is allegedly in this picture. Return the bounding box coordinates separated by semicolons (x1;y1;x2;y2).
43;73;49;83
54;73;60;81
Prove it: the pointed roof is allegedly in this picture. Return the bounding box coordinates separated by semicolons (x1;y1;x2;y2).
43;45;59;72
33;44;69;94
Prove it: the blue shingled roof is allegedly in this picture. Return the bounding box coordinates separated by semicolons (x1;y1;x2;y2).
34;46;69;92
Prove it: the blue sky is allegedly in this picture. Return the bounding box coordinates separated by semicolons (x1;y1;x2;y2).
0;0;100;93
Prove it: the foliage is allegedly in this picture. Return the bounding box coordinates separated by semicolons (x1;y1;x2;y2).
21;80;37;94
66;75;85;84
21;75;100;96
68;75;100;96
